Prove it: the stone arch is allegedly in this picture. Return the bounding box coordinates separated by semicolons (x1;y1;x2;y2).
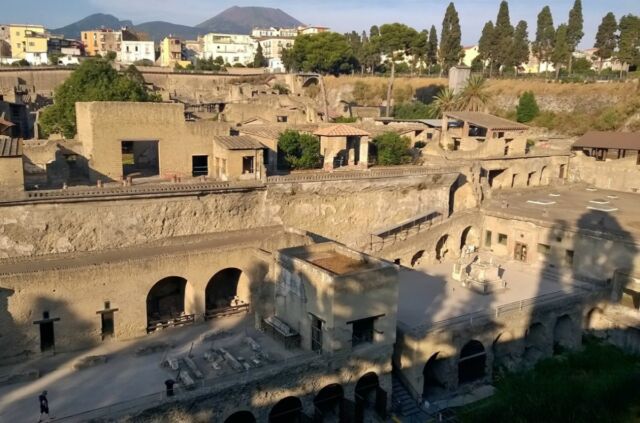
435;234;450;261
224;410;256;423
553;314;577;352
540;166;550;185
302;75;319;87
451;181;477;213
314;383;344;419
355;371;387;421
527;170;538;187
146;276;187;329
523;322;548;365
422;352;447;399
205;268;250;312
458;340;486;384
355;372;379;403
585;307;609;334
410;250;425;267
460;226;479;251
269;396;303;423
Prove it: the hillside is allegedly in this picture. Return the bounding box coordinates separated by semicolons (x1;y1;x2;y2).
196;6;303;34
133;22;203;41
52;13;132;38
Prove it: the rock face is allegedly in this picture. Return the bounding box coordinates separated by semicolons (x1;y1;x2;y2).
0;176;452;258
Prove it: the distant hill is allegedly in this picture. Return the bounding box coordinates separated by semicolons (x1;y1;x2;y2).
51;6;305;42
196;6;303;34
51;13;133;39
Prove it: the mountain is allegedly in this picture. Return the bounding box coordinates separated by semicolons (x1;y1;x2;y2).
196;6;303;34
133;22;203;42
52;13;133;39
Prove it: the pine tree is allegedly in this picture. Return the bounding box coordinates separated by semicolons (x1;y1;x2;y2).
253;43;268;68
551;24;571;79
411;30;429;75
439;2;463;73
493;0;514;72
370;25;380;38
532;6;555;74
510;20;530;75
594;12;618;71
566;0;584;73
378;23;418;116
516;91;539;123
617;14;640;76
427;25;439;74
478;21;495;76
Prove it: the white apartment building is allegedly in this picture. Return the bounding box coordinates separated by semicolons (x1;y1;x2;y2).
251;27;298;38
120;40;155;64
201;33;256;65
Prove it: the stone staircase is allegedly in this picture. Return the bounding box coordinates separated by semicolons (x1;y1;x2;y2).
391;375;428;422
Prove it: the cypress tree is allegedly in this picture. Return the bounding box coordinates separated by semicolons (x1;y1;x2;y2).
532;6;555;73
551;24;571;79
594;12;618;70
427;25;439;74
253;43;267;68
439;2;463;73
516;91;539;123
566;0;584;73
510;20;530;74
478;21;495;76
493;0;514;72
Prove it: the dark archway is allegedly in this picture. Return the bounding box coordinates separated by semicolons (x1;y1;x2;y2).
302;75;320;87
458;340;486;384
314;384;344;420
205;268;250;317
422;353;446;399
435;234;450;261
224;410;256;423
269;396;303;423
523;322;548;365
411;250;425;267
355;372;386;422
146;277;187;330
553;314;576;353
460;226;479;251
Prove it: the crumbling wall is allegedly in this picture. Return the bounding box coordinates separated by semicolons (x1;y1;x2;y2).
569;152;640;193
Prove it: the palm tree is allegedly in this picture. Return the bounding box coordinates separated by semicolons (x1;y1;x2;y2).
459;74;491;112
429;87;460;147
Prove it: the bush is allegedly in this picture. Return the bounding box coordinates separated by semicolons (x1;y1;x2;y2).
277;130;321;170
272;82;290;95
516;91;540;123
393;101;434;119
373;132;411;165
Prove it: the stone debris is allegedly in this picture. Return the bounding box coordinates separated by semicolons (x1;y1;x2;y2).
0;368;39;386
178;370;195;390
136;342;171;356
183;357;203;379
200;329;232;343
163;357;180;371
244;336;261;352
219;348;244;372
73;355;108;370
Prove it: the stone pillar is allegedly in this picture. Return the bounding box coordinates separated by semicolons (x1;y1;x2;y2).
348;148;355;166
359;137;369;169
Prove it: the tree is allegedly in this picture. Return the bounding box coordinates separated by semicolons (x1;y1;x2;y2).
566;0;584;74
510;21;530;74
459;75;490;112
532;6;555;74
516;91;539;122
39;58;160;138
393;101;434;119
284;32;357;75
617;14;640;76
429;87;460;134
493;0;514;72
426;25;439;75
370;25;380;38
253;43;268;67
277;130;321;170
551;24;571;79
439;2;464;73
410;30;429;75
373;132;411;165
377;23;419;117
478;21;495;76
594;12;618;71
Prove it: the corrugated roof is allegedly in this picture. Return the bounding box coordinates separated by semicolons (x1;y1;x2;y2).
314;125;371;137
214;135;266;150
573;131;640;150
445;111;529;131
0;137;22;157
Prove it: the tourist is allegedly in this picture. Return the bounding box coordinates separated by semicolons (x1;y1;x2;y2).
165;379;176;397
38;390;49;422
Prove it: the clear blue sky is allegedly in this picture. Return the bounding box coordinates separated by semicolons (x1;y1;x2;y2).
3;0;638;48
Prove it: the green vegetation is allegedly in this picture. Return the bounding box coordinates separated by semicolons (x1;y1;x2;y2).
439;2;463;72
39;58;160;138
282;32;357;75
253;43;268;68
516;91;540;122
373;132;412;165
460;340;640;423
393;101;433;119
277;130;321;170
272;83;290;95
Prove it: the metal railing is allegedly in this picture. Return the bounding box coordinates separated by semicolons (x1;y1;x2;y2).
267;166;459;184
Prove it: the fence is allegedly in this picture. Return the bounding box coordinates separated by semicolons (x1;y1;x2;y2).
267;166;459;184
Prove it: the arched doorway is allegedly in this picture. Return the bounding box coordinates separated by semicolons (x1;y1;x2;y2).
411;250;425;267
458;340;486;384
435;235;450;261
460;226;479;252
146;276;187;332
553;314;576;352
523;322;548;365
205;268;250;319
225;410;256;423
314;384;344;421
355;372;386;422
540;166;550;185
269;396;303;423
422;353;446;399
585;307;609;335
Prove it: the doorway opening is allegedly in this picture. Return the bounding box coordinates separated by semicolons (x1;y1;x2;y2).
121;140;159;177
192;155;209;176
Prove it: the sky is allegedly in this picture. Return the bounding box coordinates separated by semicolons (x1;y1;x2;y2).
3;0;638;49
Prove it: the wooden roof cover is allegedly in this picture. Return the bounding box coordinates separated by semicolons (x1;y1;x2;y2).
314;124;371;137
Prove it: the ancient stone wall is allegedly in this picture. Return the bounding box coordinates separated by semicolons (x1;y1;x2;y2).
569;152;640;192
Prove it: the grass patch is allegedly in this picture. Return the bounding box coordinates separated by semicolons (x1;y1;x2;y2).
459;340;640;423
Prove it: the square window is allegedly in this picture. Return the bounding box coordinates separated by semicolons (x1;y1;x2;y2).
565;250;574;265
537;243;551;255
498;233;508;246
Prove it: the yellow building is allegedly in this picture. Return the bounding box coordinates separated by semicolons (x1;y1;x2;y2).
9;24;48;64
81;29;121;58
160;36;183;67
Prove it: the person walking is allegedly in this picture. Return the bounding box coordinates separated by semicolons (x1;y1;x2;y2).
38;390;49;422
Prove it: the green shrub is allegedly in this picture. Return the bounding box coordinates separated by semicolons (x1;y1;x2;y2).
393;101;434;119
516;91;540;123
277;130;321;170
373;132;411;165
272;82;290;95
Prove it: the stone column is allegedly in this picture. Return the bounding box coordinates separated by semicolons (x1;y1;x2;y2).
359;137;369;169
